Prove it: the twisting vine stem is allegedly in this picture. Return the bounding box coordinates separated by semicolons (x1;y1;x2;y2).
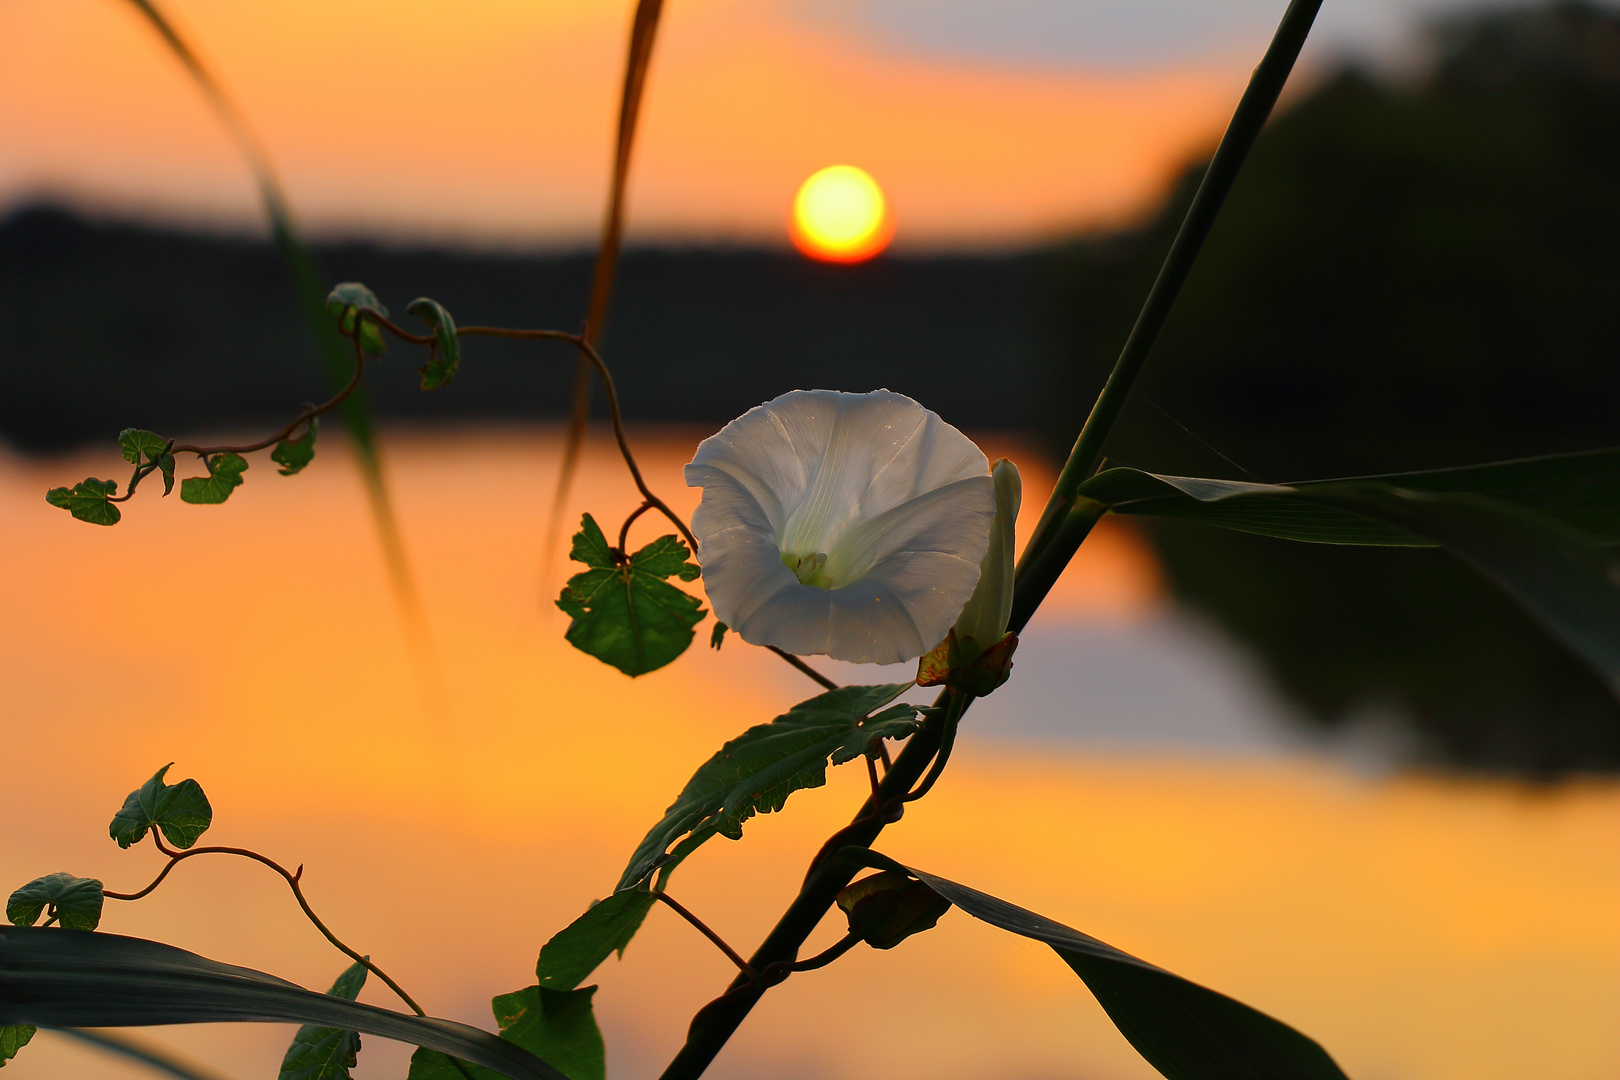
104;833;428;1019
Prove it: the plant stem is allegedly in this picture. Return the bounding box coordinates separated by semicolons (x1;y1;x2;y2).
656;3;1325;1075
550;0;668;576
653;892;755;979
1017;0;1326;582
106;836;428;1019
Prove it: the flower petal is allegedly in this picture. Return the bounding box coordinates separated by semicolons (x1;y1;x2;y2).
686;390;998;664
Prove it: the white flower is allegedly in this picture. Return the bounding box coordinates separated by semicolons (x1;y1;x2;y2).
684;390;997;664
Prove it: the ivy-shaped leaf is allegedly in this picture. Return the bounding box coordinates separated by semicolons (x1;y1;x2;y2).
555;514;705;677
408;298;461;390
45;478;120;525
278;960;368;1080
272;419;318;476
407;986;604;1080
616;683;923;890
118;429;176;495
0;1025;34;1068
326;282;388;355
109;764;213;850
180;452;248;504
535;890;656;991
6;873;104;931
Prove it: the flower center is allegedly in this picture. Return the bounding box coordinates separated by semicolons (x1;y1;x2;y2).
784;550;835;589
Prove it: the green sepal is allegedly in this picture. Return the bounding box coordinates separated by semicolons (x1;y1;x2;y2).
407;986;604;1080
325;282;388;355
0;1025;34;1068
109;764;213;850
709;622;728;650
272;419;318;476
555;514;705;677
407;298;461;389
616;684;922;890
180;452;248;504
535;890;655;991
6;873;105;931
836;870;949;950
45;478;120;526
277;960;368;1080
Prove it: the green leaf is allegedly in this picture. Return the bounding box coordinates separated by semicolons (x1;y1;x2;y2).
109;764;213;850
326;283;388;355
0;1025;34;1068
1083;447;1620;546
0;927;566;1080
1082;467;1620;694
535;890;655;992
45;478;120;526
155;453;177;496
408;298;462;390
272;420;318;476
119;429;168;465
859;856;1349;1080
6;873;104;931
555;515;705;677
407;987;604;1080
180;453;248;505
278;960;368;1080
616;683;921;890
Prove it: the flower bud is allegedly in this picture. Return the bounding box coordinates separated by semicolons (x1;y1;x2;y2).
951;458;1020;663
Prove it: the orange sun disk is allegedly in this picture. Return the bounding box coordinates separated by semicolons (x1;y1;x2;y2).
791;165;893;263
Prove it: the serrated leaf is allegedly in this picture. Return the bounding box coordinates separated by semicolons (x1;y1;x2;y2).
119;429;168;465
0;927;565;1080
555;515;705;677
6;873;103;931
535;890;655;992
109;764;213;850
408;987;603;1080
278;960;368;1080
180;453;247;505
616;684;921;891
408;298;461;390
45;478;120;526
867;858;1350;1080
273;420;318;476
0;1025;34;1068
325;283;388;355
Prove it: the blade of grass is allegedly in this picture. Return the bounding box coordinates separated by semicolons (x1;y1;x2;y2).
49;1028;238;1080
543;0;667;585
119;0;461;806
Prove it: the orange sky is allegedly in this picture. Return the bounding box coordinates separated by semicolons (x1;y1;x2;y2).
0;0;1250;247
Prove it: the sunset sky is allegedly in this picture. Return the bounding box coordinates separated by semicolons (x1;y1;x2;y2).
0;0;1551;249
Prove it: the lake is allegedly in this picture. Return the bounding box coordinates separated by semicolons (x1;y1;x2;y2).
3;427;1615;1080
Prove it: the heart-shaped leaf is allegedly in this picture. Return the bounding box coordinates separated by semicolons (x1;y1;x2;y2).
109;765;213;850
272;420;318;476
45;478;120;526
6;874;104;931
556;515;706;677
180;454;247;505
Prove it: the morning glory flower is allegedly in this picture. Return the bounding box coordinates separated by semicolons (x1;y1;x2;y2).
684;390;997;664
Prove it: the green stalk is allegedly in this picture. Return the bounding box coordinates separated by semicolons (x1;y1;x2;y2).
1014;0;1327;613
657;2;1325;1076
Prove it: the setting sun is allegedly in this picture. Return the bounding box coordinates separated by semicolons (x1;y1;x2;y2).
791;164;893;262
